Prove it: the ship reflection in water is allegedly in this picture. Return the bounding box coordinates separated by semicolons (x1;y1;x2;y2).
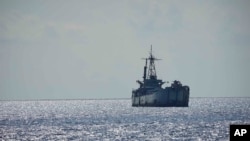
132;46;190;107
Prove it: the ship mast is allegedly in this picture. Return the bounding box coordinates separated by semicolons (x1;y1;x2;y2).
147;45;160;80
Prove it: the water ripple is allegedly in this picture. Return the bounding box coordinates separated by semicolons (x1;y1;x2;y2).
1;98;250;140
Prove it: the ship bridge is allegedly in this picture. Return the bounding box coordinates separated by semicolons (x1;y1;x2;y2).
137;45;165;88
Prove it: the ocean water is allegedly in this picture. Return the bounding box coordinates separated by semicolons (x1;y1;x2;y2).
0;98;250;141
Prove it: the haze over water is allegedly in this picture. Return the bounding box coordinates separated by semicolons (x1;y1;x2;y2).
1;0;250;100
1;97;250;140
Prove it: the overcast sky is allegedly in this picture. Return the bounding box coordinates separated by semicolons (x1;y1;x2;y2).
1;0;250;100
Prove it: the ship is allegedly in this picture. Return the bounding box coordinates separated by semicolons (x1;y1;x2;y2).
132;46;190;107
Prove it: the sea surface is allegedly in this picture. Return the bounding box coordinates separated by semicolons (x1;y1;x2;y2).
1;98;250;141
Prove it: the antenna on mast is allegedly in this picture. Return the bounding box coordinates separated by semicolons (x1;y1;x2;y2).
150;44;152;55
147;45;161;79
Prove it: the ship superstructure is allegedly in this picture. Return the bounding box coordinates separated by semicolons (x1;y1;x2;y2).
132;46;189;107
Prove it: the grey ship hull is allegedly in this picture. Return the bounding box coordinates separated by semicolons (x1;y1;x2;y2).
132;87;189;107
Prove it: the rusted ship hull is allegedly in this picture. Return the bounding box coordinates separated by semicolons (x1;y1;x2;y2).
132;86;189;107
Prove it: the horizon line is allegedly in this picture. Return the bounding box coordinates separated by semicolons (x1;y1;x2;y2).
1;97;250;101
